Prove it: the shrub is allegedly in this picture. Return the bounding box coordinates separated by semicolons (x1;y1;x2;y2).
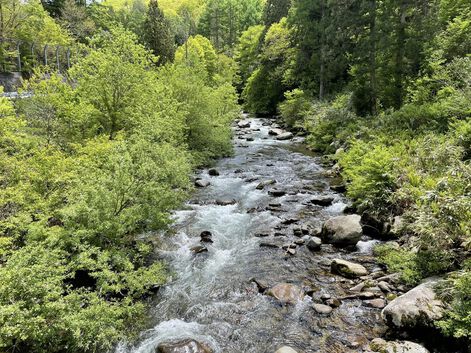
278;89;312;128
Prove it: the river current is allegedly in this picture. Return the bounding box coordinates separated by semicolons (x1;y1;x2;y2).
116;118;385;353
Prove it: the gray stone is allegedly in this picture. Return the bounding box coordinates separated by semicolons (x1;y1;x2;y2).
321;215;362;247
310;196;334;206
195;179;210;188
268;128;284;136
364;298;386;309
369;338;429;353
331;259;368;278
313;303;333;315
275;347;298;353
256;180;277;190
381;278;445;329
276;132;294;140
156;339;212;353
306;237;322;251
238;121;251;128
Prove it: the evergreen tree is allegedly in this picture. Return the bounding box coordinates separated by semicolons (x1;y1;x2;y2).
263;0;291;26
144;0;175;64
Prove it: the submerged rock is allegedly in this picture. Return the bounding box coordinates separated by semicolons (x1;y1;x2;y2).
190;245;208;254
208;168;220;176
321;215;362;247
331;258;368;278
310;196;334;206
268;189;286;197
215;199;237;206
256;179;277;190
156;339;212;353
267;283;304;304
381;278;445;329
369;338;429;353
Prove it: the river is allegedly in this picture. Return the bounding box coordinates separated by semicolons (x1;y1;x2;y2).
116;117;385;353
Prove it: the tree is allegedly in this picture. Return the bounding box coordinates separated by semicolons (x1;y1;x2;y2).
59;0;96;42
234;24;264;90
199;0;264;51
143;0;175;64
263;0;290;27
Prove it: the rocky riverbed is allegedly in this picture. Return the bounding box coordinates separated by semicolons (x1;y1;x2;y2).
116;117;449;353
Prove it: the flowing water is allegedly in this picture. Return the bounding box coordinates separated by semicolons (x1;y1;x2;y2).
117;118;386;353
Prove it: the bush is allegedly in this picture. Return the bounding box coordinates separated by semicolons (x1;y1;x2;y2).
437;266;471;340
374;244;422;285
278;89;312;128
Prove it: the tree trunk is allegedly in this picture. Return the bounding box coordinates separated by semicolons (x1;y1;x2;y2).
369;0;378;115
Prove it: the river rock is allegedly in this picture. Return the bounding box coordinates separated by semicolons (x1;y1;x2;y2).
267;283;304;304
268;189;286;197
190;245;208;254
269;128;284;136
200;231;213;243
256;180;276;190
156;339;212;353
276;132;294;140
275;347;298;353
195;179;210;188
381;278;445;329
364;298;386;309
331;259;368;278
313;303;333;315
310;196;334;206
321;215;362;247
306;237;322;251
215;199;237;206
208;168;220;176
369;338;429;353
238;121;251;128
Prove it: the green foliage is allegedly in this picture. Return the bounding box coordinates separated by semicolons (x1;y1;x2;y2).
0;25;238;352
278;89;312;128
304;93;360;153
198;0;264;51
143;0;175;64
437;266;471;339
242;18;295;115
234;24;264;90
374;245;421;285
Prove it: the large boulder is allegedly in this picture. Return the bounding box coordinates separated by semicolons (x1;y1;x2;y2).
238;120;251;128
369;338;429;353
276;132;294;141
321;215;362;247
267;283;304;304
275;347;298;353
331;259;368;278
268;128;284;136
381;278;445;329
156;339;212;353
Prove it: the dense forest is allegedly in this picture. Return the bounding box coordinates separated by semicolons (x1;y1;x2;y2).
0;0;469;352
